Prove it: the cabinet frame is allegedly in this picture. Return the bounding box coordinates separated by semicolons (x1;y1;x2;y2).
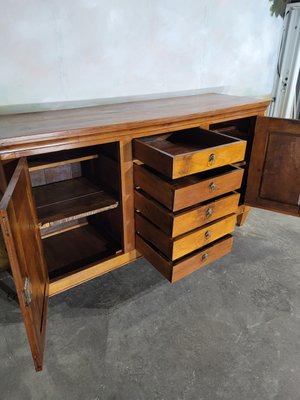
4;93;290;372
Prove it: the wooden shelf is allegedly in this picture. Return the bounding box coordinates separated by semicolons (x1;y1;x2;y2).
33;177;118;228
28;149;98;171
43;224;121;279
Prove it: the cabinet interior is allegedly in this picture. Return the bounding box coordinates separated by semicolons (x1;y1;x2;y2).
28;143;124;280
210;116;256;203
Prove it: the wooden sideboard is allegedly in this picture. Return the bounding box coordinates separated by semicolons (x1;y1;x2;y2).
0;93;299;371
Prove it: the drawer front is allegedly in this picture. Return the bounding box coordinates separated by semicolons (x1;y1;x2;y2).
134;163;244;211
135;212;236;260
136;234;234;282
172;141;246;178
135;189;240;237
133;128;246;179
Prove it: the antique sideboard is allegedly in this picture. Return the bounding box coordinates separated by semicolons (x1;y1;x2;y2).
0;93;299;371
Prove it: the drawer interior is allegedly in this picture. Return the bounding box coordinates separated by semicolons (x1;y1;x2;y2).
28;143;124;280
136;128;244;156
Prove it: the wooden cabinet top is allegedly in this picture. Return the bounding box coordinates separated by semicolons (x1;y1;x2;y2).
0;93;269;159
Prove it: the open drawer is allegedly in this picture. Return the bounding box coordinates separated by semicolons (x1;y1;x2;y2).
135;212;236;261
134;163;244;211
135;189;240;237
133;128;247;179
136;234;234;282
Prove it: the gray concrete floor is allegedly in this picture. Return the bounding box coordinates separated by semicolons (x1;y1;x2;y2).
0;208;299;400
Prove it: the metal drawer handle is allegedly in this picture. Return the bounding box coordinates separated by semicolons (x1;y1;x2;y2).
209;182;217;191
205;230;212;240
205;208;213;218
208;153;216;166
201;252;209;262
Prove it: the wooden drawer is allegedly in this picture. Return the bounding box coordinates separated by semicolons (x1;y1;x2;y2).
135;212;236;260
135;189;240;237
136;234;234;282
133;128;246;179
134;163;244;211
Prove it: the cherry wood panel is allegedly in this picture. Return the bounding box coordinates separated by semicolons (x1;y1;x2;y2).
0;158;49;371
134;163;244;211
136;234;233;282
0;94;269;159
135;189;240;237
246;116;300;216
133;128;246;178
135;212;236;260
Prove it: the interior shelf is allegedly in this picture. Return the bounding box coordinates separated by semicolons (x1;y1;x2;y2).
43;223;121;279
33;177;118;228
28;148;99;171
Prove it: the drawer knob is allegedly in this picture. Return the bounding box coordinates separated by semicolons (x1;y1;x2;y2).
208;153;216;166
201;252;209;262
209;182;217;191
205;208;213;218
205;230;212;240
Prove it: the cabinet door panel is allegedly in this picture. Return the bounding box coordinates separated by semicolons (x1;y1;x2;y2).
0;158;49;371
246;116;300;216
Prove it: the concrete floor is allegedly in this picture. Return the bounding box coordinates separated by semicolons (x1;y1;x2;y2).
0;208;299;400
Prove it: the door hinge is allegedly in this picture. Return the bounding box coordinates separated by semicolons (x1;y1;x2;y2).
23;277;32;306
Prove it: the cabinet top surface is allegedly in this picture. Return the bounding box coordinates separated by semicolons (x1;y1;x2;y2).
0;93;269;155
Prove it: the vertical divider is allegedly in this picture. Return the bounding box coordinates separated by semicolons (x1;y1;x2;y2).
119;138;136;253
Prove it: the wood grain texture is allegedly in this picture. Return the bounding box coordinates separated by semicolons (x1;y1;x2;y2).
136;234;233;282
134;163;244;211
119;139;135;252
135;189;240;237
33;177;118;228
133;128;246;178
135;212;236;260
0;93;269;160
246;116;300;216
0;158;49;371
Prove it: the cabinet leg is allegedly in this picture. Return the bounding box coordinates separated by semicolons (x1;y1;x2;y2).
236;206;251;226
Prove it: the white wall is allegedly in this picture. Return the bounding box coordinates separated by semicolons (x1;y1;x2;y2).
0;0;283;107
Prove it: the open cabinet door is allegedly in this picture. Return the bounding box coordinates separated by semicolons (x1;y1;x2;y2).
245;116;300;216
0;158;49;371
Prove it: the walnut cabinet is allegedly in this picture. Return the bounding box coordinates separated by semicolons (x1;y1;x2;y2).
0;93;299;371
